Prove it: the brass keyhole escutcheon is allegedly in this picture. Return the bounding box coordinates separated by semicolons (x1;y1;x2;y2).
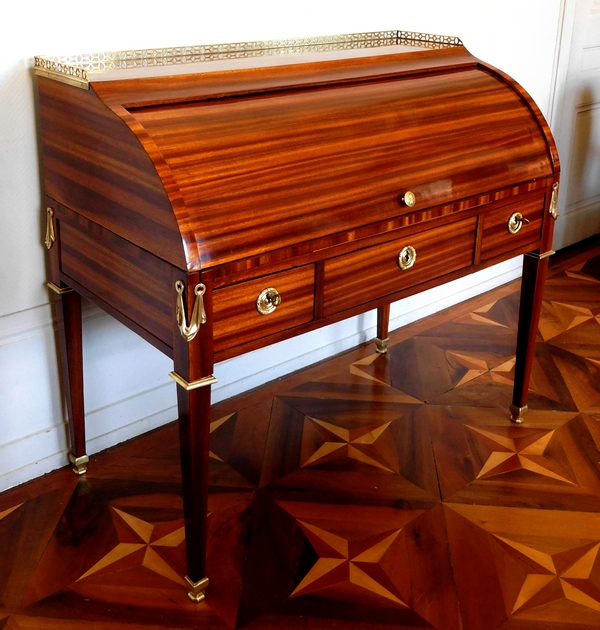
402;191;416;207
256;287;282;315
507;212;530;234
398;245;417;270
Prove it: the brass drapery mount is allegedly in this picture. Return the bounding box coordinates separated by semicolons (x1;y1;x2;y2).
45;207;56;249
549;182;559;220
175;281;206;342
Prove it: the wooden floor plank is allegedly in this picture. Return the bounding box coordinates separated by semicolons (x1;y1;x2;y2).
3;241;600;628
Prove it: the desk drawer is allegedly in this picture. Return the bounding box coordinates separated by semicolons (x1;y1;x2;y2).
323;217;477;316
480;195;544;261
213;265;315;353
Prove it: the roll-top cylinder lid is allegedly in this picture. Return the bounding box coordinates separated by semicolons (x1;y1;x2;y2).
36;31;558;271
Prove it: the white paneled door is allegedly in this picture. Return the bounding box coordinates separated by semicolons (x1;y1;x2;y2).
552;0;600;248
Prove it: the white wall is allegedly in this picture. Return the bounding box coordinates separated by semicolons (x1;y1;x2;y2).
0;0;565;491
549;0;600;249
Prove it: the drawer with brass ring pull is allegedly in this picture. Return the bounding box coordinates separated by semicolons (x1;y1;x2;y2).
213;266;314;353
480;194;544;261
323;216;477;316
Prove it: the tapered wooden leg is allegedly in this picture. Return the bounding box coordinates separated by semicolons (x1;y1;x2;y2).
511;252;551;423
375;304;391;353
176;379;212;601
55;289;88;474
172;272;215;602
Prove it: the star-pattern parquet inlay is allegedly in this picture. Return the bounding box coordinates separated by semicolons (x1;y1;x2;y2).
3;245;600;629
445;503;600;629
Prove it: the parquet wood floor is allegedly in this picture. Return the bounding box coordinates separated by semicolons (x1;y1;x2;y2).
3;241;600;629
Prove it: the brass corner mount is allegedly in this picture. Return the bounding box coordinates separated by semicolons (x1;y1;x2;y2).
169;372;218;391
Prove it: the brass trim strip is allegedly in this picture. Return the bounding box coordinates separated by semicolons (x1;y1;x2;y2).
525;250;555;260
34;66;90;90
47;282;73;294
68;452;89;475
185;575;209;602
169;372;218;391
34;30;463;88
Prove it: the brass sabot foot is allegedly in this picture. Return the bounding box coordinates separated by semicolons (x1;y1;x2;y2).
509;404;528;424
375;337;390;354
68;452;89;475
185;575;209;602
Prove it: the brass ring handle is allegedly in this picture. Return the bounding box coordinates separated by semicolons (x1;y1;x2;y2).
256;287;282;315
402;191;416;208
398;245;417;270
507;212;530;234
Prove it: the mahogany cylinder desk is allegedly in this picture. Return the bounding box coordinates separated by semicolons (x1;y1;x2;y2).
34;31;560;602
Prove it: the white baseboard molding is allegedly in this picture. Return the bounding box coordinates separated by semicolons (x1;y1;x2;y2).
0;295;114;349
0;258;523;494
0;302;55;348
85;384;177;452
0;384;177;493
0;422;68;489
